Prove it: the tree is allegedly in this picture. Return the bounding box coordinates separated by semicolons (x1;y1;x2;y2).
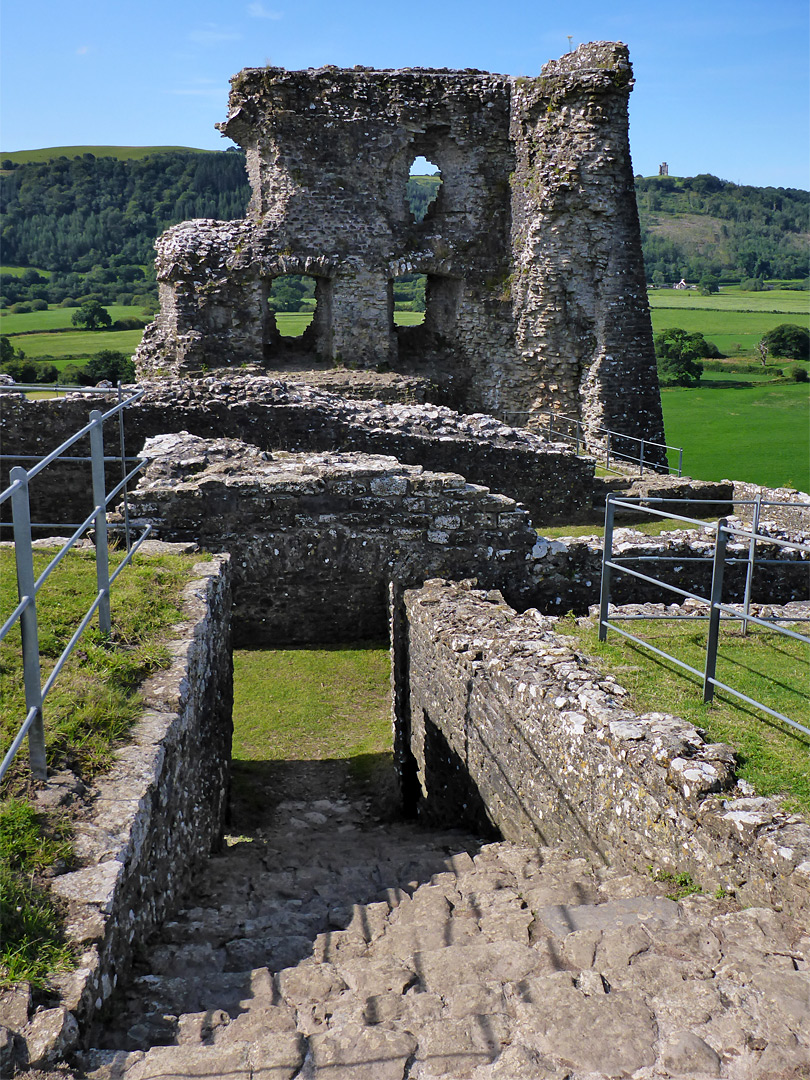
698;273;720;295
81;350;135;384
71;300;112;330
760;324;810;361
654;327;722;387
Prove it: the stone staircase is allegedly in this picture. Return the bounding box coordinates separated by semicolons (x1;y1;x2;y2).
72;767;810;1080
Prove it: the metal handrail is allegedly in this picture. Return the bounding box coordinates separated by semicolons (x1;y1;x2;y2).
500;409;684;477
598;494;810;737
0;385;149;782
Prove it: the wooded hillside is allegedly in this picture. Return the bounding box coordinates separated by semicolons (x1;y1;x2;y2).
0;150;806;310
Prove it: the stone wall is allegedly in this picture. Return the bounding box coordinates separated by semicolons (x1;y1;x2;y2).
395;578;810;914
133;43;665;452
0;379;594;527
42;550;232;1038
122;434;544;645
532;526;810;612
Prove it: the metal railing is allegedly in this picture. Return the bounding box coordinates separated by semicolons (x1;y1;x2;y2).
0;385;150;781
501;410;684;477
598;494;810;737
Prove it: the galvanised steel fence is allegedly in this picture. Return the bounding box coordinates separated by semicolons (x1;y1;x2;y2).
0;385;150;781
501;410;684;477
598;494;810;737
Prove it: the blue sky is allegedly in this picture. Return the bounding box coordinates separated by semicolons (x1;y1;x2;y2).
1;0;808;188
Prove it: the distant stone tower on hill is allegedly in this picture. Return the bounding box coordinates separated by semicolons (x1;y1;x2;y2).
659;162;669;176
135;42;665;454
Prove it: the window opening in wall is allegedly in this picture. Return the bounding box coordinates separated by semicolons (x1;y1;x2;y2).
407;157;442;223
392;273;426;328
268;274;317;338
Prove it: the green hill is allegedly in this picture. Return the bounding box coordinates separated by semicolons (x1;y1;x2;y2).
635;174;808;284
0;150;806;313
0;146;212;165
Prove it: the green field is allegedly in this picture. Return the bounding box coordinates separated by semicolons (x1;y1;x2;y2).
0;304;149;336
6;329;144;360
648;287;810;315
0;266;52;279
648;287;810;360
662;379;810;488
0;145;210;165
268;310;423;338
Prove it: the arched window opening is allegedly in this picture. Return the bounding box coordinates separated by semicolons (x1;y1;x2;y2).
268;274;317;338
407;157;442;223
391;273;426;328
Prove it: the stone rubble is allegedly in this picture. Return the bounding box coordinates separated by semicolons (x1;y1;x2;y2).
72;777;810;1080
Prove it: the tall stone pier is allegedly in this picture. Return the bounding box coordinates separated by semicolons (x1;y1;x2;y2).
136;42;665;453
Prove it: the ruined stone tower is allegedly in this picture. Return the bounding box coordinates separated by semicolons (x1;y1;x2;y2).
135;41;665;448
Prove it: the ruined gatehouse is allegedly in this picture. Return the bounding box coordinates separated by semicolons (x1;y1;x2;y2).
135;42;665;451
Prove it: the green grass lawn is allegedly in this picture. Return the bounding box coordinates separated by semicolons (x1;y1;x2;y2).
394;310;425;326
0;304;151;336
648;287;810;360
273;310;423;338
560;617;810;814
0;546;203;987
232;644;391;763
661;379;810;488
648;287;810;315
7;329;143;360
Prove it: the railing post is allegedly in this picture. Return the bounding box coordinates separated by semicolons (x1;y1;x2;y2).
575;420;581;456
677;448;683;478
89;411;111;636
599;493;617;642
639;438;645;476
703;518;729;703
741;493;761;636
117;382;132;552
10;467;47;779
606;430;612;472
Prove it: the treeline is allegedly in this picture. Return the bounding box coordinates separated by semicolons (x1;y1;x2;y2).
1;152;807;311
635;174;809;284
0;150;250;307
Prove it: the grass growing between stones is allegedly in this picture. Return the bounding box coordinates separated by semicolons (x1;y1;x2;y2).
539;516;721;540
232;644;392;764
558;617;810;813
0;546;204;988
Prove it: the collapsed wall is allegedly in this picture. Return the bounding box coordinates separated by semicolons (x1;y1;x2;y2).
0;379;593;527
394;578;810;914
134;43;665;452
123;434;544;644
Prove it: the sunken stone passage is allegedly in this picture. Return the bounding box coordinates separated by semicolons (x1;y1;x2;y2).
134;43;665;453
124;434;544;644
77;812;810;1075
396;579;810;916
76;774;810;1079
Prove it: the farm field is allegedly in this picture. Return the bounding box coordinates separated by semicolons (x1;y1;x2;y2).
648;287;810;315
648;286;810;360
661;379;810;489
0;304;148;336
6;329;144;360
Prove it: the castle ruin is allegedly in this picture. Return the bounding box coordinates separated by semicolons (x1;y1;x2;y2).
135;42;665;451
